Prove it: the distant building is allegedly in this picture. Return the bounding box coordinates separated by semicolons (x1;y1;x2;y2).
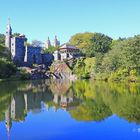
45;36;60;48
45;37;51;48
53;35;60;47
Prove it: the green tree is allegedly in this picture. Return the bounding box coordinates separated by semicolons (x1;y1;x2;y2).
0;33;16;79
12;33;20;37
31;40;44;47
69;32;112;57
122;35;140;71
94;35;140;81
44;46;59;54
0;34;5;45
0;59;16;79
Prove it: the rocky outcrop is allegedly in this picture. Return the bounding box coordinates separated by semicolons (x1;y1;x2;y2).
49;61;77;80
19;61;77;80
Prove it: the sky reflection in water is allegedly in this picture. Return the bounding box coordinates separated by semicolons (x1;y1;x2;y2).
0;80;140;140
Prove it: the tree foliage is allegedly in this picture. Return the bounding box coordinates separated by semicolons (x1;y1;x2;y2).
31;40;44;47
69;32;112;57
0;34;5;45
70;80;140;123
93;35;140;81
12;33;20;37
44;46;59;54
0;34;16;79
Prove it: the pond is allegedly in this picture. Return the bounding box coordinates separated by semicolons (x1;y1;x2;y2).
0;80;140;140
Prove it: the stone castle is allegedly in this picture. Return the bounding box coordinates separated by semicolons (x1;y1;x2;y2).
5;22;59;67
5;21;80;67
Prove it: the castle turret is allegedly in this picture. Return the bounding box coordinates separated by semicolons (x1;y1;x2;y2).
53;36;60;47
5;18;12;50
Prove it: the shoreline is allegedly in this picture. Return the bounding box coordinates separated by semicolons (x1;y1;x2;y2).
0;76;140;84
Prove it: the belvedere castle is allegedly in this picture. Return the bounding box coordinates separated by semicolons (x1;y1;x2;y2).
5;21;59;67
5;21;80;67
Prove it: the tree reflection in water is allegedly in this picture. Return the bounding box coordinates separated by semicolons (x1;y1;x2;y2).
0;80;140;136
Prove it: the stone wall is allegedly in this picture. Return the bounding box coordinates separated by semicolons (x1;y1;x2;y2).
24;46;43;66
10;36;54;67
42;53;54;66
11;36;27;66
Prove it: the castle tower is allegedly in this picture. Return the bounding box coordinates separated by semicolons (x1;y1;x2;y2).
53;36;60;47
5;18;12;50
45;37;51;48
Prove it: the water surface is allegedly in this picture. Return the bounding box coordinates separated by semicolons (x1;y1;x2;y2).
0;80;140;140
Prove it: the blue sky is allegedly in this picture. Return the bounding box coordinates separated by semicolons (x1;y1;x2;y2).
0;0;140;43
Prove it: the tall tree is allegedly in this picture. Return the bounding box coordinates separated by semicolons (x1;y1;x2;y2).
69;32;112;57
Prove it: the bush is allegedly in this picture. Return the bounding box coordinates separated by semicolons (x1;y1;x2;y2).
19;69;30;80
0;59;16;79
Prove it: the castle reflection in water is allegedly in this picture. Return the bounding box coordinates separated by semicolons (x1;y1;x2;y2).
4;80;79;137
1;80;140;139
